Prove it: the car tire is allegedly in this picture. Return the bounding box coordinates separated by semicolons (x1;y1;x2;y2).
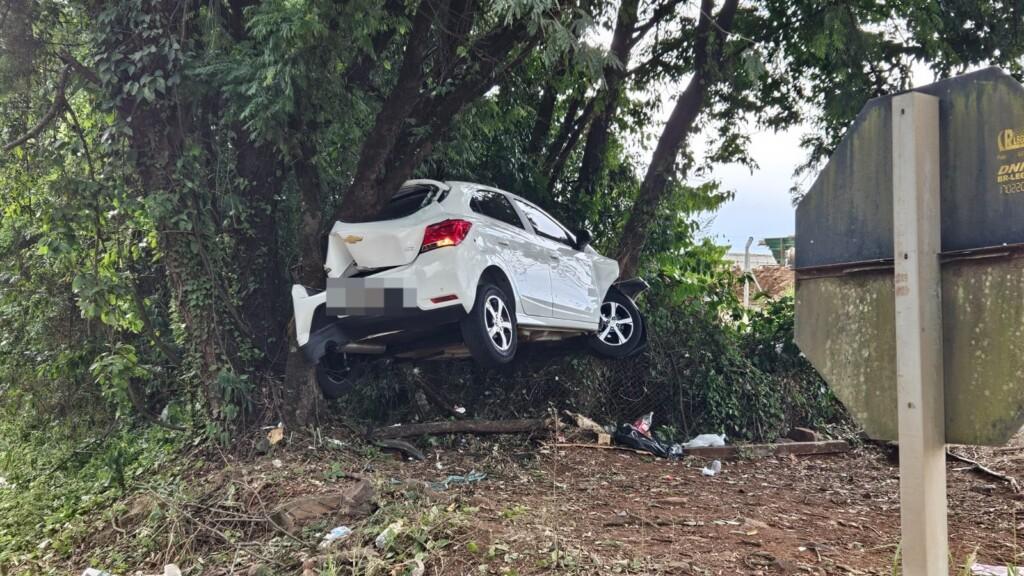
461;282;518;367
588;288;644;358
315;355;352;399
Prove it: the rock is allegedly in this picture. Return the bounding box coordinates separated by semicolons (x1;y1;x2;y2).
787;427;819;442
271;480;376;532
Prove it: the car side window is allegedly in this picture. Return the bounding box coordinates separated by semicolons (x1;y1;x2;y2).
514;200;574;247
470;189;525;229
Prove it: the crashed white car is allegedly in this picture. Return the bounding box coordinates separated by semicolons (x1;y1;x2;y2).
292;180;647;397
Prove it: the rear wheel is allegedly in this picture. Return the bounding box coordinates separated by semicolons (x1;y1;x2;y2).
315;351;352;399
461;282;517;366
588;289;644;358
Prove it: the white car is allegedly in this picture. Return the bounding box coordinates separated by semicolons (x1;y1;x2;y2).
292;180;647;397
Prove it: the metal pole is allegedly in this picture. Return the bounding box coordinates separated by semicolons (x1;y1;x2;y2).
892;91;947;576
743;236;753;308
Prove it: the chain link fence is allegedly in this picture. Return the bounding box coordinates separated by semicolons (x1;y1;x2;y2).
337;298;843;443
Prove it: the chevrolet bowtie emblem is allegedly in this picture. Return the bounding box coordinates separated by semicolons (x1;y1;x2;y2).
343;235;363;244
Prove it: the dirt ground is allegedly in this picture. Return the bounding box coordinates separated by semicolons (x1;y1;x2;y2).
375;438;1023;575
63;429;1024;576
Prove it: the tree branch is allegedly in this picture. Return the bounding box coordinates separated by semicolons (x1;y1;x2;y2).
2;65;71;152
58;50;100;85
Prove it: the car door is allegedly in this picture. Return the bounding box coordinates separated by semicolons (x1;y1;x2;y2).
512;199;598;324
469;188;554;317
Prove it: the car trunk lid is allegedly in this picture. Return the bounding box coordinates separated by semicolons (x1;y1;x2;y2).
325;183;450;273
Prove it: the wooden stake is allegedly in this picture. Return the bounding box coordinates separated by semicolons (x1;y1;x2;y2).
892;91;948;575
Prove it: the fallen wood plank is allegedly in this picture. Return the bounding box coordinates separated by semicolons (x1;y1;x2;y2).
545;442;655;456
374;418;548;439
686;440;850;460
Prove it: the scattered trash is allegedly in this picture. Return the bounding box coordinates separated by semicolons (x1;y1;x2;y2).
81;570;115;576
565;411;605;435
374;520;404;549
271;480;376;532
430;470;486;491
702;460;722;476
164;564;182;576
787;427;819;442
319;525;354;549
267;422;285;445
684;433;727;449
632;412;654;436
973;564;1019;576
407;558;425;576
324;437;347;450
454;405;466;414
374;438;426;461
271;459;283;468
613;423;678;459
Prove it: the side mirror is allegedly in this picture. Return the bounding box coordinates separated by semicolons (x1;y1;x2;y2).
574;229;592;251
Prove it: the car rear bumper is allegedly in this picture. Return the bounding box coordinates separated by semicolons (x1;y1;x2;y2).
292;284;466;364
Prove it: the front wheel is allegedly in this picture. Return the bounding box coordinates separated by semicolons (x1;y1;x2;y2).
588;289;644;358
461;282;518;367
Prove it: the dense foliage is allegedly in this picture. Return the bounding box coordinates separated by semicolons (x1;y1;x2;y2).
1;0;1023;571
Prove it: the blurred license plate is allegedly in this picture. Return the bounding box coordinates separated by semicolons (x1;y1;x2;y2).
326;277;418;316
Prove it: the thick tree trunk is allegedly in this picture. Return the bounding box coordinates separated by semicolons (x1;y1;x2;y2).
279;137;327;428
527;83;558;157
615;0;739;278
340;1;433;222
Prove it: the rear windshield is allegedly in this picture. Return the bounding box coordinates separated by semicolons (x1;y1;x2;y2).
375;184;441;220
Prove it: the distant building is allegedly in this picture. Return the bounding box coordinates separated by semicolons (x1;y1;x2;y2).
724;252;777;269
724;237;795;304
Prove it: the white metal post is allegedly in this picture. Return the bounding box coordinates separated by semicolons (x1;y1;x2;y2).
891;92;947;575
743;236;753;308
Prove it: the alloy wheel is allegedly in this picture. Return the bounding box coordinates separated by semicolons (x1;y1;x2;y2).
598;301;634;346
484;294;514;352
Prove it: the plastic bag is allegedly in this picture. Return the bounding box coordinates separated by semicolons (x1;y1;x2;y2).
613;423;677;459
632;412;654;437
683;433;727;449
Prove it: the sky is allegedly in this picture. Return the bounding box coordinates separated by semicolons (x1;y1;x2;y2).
696;128;805;255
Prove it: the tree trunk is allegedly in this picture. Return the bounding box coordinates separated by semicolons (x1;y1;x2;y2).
573;0;639;217
340;1;433;222
527;82;558;157
615;0;739;278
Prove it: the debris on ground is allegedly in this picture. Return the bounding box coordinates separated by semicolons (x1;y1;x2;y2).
430;470;486;491
564;410;605;435
271;479;375;532
632;412;654;436
374;417;550;439
374;520;404;550
374;438;426;460
683;433;727;449
973;564;1019;575
787;427;819;442
81;569;114;576
266;422;285;446
613;422;680;459
318;526;353;549
948;449;1021;493
687;439;850;459
702;460;722;476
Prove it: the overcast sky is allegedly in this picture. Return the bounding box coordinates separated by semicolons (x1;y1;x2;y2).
696;128;805;255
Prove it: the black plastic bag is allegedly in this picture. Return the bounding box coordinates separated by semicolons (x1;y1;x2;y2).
613;423;678;459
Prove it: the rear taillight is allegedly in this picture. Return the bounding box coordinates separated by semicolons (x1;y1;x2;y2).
420;219;472;253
